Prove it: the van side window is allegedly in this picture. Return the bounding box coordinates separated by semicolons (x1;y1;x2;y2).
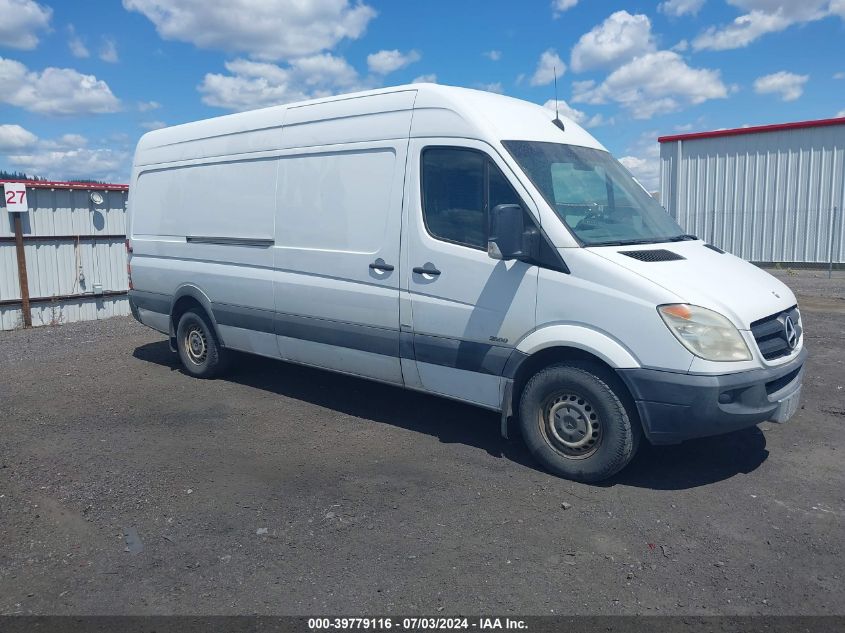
421;147;531;250
422;148;486;249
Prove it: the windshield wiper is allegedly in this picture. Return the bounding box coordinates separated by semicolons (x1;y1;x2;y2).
586;238;661;247
667;234;698;241
588;234;698;247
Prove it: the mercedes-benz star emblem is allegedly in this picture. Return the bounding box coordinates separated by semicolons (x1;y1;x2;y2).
784;316;798;349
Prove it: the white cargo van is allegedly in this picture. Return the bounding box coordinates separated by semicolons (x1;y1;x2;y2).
128;84;805;482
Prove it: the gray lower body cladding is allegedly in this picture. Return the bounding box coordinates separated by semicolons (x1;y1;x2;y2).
128;290;514;376
619;347;807;445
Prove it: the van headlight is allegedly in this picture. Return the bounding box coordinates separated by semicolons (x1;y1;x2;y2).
658;304;751;362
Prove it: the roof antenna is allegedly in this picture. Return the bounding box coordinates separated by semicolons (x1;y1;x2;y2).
552;67;565;131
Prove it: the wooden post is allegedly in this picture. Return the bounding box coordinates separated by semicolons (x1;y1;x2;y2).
12;212;32;327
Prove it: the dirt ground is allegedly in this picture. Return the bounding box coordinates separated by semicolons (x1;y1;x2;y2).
1;269;843;616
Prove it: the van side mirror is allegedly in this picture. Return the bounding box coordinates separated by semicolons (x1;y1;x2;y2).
488;204;524;260
488;204;538;261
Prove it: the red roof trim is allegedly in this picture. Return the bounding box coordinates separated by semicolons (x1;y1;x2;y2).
0;179;128;191
658;117;845;143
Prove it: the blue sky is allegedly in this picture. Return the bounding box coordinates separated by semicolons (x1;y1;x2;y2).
1;0;844;188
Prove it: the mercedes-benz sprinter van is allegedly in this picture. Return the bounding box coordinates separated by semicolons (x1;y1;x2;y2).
127;84;806;482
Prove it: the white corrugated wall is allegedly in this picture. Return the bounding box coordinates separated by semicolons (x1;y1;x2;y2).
659;124;845;264
0;185;129;330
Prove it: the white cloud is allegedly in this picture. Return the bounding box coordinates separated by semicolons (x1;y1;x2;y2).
0;57;121;115
199;55;368;111
0;0;51;50
530;49;565;86
570;11;656;72
0;124;38;151
837;109;845;117
57;133;87;148
552;0;578;17
7;147;128;181
366;49;420;74
833;71;845;79
659;0;706;16
99;38;119;63
477;82;504;94
412;74;437;83
39;133;89;149
572;79;595;94
753;71;809;101
0;128;128;181
483;50;502;61
123;0;376;61
138;100;161;112
140;120;167;130
693;0;845;51
290;54;361;86
730;0;834;21
693;10;790;49
572;50;728;119
542;99;608;128
67;25;89;58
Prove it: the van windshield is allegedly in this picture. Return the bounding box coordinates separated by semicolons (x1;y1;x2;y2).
503;140;686;246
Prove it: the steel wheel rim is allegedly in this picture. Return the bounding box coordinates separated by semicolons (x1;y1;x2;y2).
184;325;208;365
539;392;602;459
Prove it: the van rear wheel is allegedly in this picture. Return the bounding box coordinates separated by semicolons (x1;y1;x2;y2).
518;363;638;482
176;309;229;378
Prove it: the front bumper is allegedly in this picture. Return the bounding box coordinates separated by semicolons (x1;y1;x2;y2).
619;347;807;445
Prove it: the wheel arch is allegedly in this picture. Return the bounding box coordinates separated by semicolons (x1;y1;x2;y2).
502;327;642;439
169;285;221;348
514;325;639;369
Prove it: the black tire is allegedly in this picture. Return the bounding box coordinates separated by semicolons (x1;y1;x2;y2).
176;309;229;378
518;363;639;482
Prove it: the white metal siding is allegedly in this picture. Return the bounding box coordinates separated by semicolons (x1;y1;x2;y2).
659;124;845;264
1;186;129;331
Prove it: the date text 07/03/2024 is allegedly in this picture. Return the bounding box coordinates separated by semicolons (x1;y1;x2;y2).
307;617;528;630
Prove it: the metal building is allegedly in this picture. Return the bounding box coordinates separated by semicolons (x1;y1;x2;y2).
1;180;130;331
659;117;845;266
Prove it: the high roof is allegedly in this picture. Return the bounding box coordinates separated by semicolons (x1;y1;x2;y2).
658;116;845;143
135;82;604;164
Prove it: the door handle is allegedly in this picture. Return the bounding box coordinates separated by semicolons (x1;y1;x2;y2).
369;260;395;272
413;265;441;276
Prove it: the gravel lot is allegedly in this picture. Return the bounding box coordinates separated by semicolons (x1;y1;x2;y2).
1;269;843;616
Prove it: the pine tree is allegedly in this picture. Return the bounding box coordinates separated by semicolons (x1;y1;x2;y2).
0;170;46;181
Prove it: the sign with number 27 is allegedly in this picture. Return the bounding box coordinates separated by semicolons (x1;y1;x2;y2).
3;183;28;212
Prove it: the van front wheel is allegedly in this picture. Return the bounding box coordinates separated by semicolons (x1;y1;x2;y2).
518;364;638;482
176;309;229;378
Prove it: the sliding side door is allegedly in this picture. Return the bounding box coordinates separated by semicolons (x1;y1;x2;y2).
272;141;408;384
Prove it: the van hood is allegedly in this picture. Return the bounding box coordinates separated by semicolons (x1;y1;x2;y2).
587;241;796;329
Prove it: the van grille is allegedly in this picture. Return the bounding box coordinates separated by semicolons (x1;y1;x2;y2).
620;249;685;262
751;306;801;361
